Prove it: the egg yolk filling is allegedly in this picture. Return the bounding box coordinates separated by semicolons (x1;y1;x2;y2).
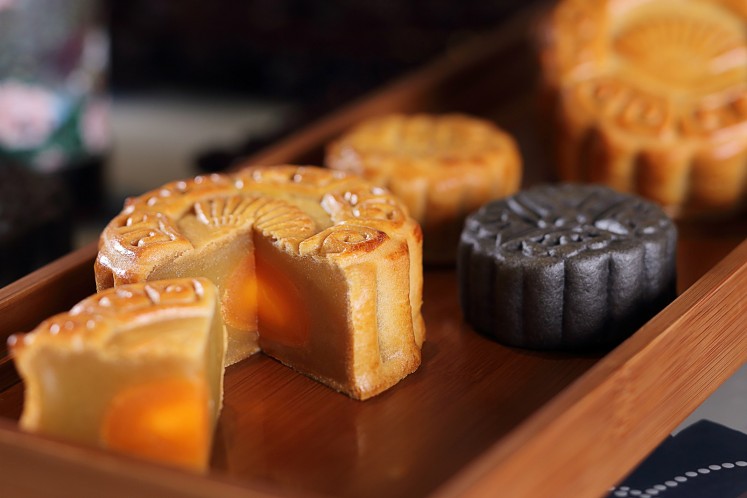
254;248;310;348
223;242;311;350
101;378;211;471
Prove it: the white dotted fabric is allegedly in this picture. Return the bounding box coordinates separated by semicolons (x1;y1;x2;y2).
610;461;747;497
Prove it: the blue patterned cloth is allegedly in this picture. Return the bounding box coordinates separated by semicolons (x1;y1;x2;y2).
607;420;747;498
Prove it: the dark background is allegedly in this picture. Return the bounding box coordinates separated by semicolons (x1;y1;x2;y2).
0;0;536;285
109;0;532;122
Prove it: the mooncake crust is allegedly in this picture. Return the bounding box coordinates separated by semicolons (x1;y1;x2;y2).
326;113;522;263
95;165;425;399
9;278;220;356
458;184;677;350
539;0;747;217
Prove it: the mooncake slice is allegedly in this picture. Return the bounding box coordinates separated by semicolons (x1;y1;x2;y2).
539;0;747;217
8;278;225;471
95;165;424;400
326;113;522;263
458;184;677;349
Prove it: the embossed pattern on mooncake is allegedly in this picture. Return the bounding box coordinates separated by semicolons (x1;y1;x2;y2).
614;15;746;89
458;184;677;350
540;0;747;216
325;113;522;264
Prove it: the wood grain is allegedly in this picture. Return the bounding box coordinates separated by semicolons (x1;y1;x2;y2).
207;270;599;498
0;6;745;497
435;239;747;498
0;417;285;498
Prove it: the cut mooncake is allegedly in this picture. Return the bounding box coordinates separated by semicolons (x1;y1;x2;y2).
539;0;747;217
326;113;522;263
458;184;677;349
8;277;225;471
95;165;424;400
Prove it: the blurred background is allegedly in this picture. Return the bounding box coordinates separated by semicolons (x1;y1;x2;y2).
0;0;534;285
106;0;533;200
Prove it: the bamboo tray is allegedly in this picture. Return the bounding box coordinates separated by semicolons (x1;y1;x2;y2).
1;9;746;498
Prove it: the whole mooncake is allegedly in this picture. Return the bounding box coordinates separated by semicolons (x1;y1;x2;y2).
458;184;677;349
539;0;747;217
326;113;522;263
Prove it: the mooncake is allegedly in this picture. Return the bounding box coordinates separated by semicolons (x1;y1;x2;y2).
458;184;677;349
8;278;225;471
539;0;747;216
326;113;522;263
95;165;424;400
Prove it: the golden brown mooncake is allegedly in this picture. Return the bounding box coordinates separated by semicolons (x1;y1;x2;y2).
539;0;747;217
325;113;522;264
8;278;225;471
95;165;425;400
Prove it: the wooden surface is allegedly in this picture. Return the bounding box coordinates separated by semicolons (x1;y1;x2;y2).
435;239;747;498
0;7;746;498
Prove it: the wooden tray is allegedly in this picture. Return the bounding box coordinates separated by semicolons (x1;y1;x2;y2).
1;8;746;497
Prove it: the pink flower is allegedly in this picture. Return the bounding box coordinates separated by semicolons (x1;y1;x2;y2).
0;0;16;12
80;97;110;152
0;81;58;150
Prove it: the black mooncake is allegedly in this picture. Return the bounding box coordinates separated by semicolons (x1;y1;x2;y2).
458;184;677;350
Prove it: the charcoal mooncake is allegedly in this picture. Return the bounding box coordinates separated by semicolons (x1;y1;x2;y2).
458;184;677;349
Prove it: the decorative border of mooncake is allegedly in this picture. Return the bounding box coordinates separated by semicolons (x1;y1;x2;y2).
9;278;212;351
101;166;413;270
541;0;747;215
